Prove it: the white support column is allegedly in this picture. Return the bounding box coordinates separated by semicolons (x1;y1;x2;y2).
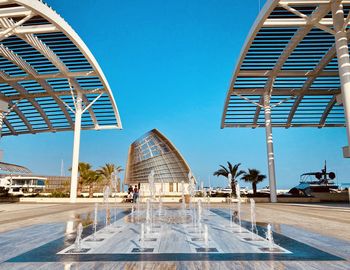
332;2;350;158
0;111;4;162
0;112;3;139
70;92;83;203
264;94;277;203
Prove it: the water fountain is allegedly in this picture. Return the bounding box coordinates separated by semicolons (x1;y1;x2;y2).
206;187;210;214
159;177;164;216
148;170;156;227
103;186;111;228
250;198;258;240
181;180;186;212
197;199;202;224
200;181;208;214
111;170;118;225
203;224;208;248
195;199;203;234
58;166;290;257
235;182;242;232
266;223;274;251
148;169;156;200
158;196;163;217
74;222;83;251
92;203;98;241
228;173;233;227
188;171;196;227
58;190;290;257
140;223;145;249
160;178;164;196
146;198;152;234
137;188;142;215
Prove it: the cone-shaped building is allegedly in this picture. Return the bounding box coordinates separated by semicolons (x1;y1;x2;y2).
124;129;193;194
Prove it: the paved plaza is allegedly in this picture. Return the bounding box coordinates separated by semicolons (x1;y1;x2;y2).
0;202;349;269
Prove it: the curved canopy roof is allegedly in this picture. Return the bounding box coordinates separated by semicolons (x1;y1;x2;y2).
0;161;31;173
0;0;122;136
221;0;350;128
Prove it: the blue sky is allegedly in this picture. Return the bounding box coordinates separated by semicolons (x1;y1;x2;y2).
2;0;349;189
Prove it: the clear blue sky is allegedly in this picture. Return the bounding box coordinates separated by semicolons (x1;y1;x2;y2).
2;0;349;189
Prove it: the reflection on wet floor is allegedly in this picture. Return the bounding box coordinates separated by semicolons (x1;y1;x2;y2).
0;203;349;270
0;206;346;270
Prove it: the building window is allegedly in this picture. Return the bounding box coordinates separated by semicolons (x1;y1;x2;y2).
169;183;173;192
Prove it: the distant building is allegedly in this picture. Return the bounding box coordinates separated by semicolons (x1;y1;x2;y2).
0;162;46;196
0;175;46;196
0;172;107;196
42;176;70;192
124;129;195;195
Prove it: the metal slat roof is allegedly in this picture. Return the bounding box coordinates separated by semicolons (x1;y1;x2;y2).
0;0;122;136
0;161;31;173
221;0;349;128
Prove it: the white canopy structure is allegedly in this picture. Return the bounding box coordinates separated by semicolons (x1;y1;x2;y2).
221;0;350;202
0;0;122;202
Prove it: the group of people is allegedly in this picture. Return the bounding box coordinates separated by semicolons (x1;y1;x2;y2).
127;185;139;203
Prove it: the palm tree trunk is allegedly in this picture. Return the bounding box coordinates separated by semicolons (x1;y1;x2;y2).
252;182;257;195
77;181;82;197
231;180;236;197
89;184;93;198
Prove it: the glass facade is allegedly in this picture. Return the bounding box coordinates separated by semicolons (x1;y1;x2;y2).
125;129;192;186
133;132;170;163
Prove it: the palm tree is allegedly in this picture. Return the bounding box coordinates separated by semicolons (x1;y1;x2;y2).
213;162;244;196
77;162;92;196
97;163;123;189
241;169;266;195
84;170;103;198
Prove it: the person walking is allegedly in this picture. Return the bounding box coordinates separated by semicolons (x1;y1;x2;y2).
133;185;139;203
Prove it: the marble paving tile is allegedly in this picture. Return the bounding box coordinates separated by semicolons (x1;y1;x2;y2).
1;206;349;270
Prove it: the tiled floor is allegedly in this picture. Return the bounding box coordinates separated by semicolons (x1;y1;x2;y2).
0;202;349;269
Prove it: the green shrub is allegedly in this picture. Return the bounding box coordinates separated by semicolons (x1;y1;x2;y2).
50;190;69;198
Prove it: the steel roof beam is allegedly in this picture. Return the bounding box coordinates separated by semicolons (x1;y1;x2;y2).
0;6;31;18
70;78;99;127
0;44;74;128
1;71;98;82
286;38;340;127
15;24;58;34
223;123;344;128
279;3;335;35
0;95;34;133
237;70;339;77
1;88;105;101
256;4;331;126
232;88;340;95
319;95;337;126
252;96;263;128
0;13;33;41
279;0;350;5
21;32;100;128
3;117;16;135
22;33;68;73
0;124;120;137
264;18;334;27
0;71;52;130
